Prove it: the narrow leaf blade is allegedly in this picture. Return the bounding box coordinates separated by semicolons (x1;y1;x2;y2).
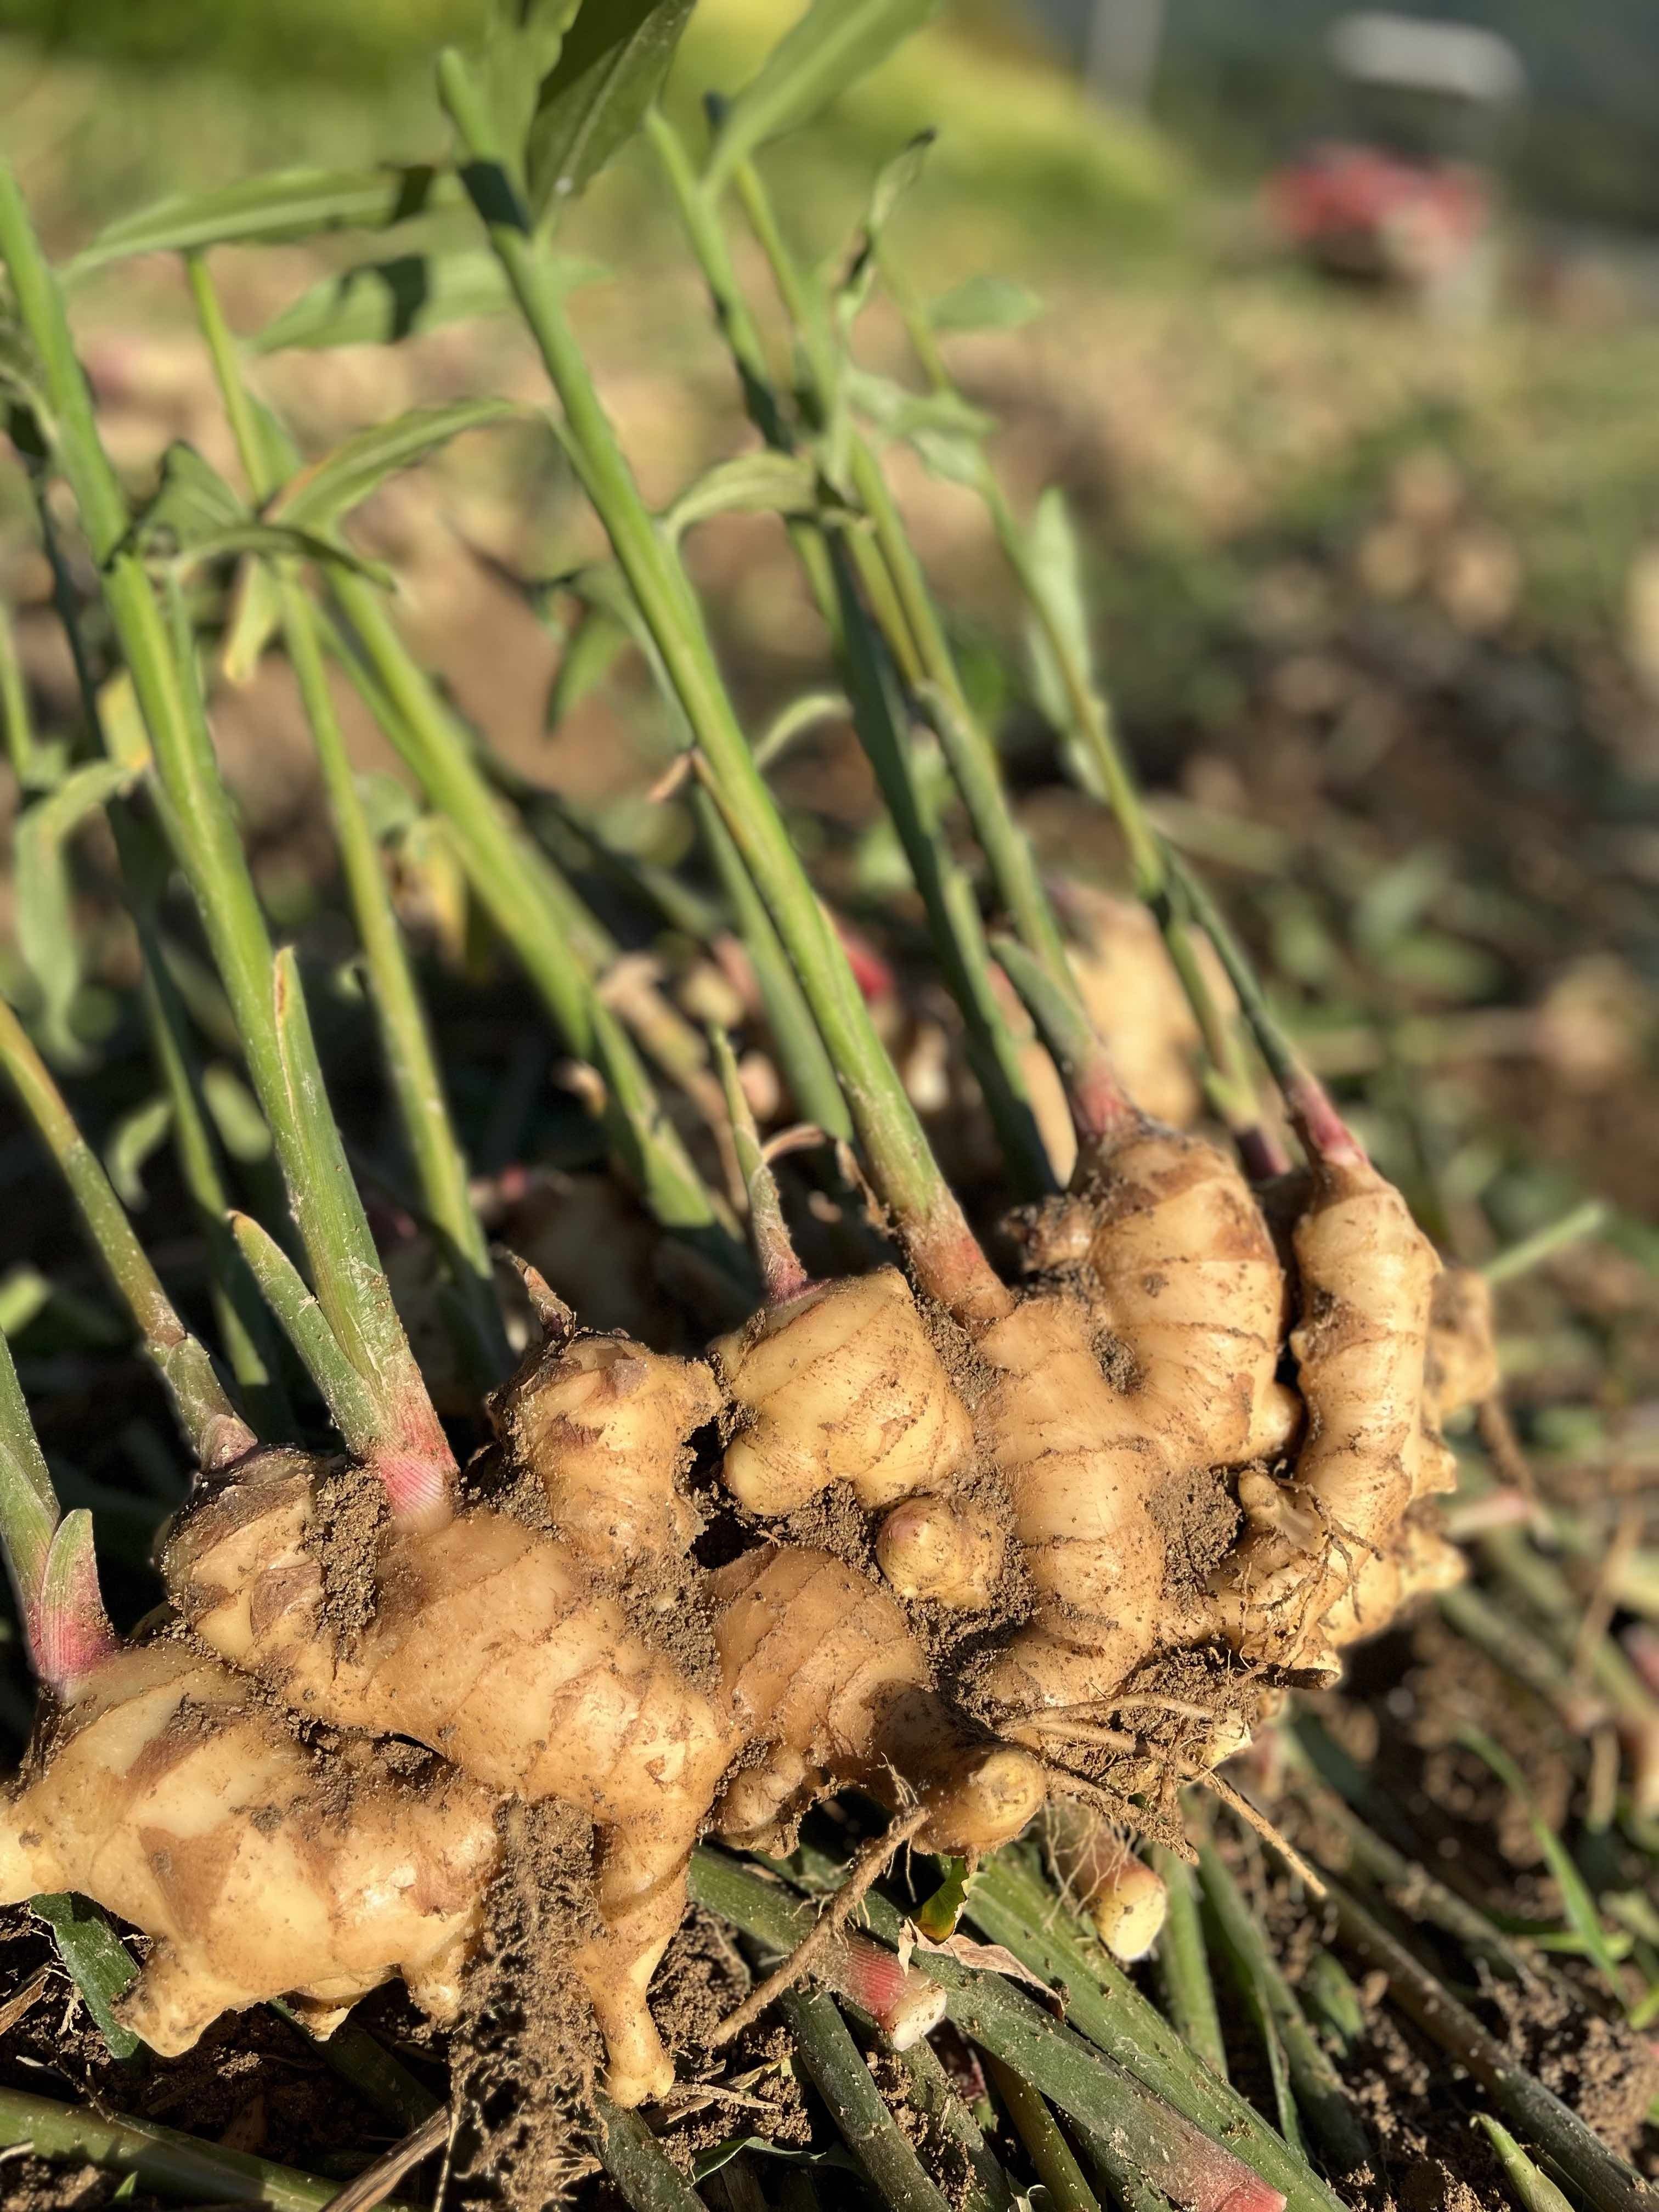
251;250;527;354
271;398;518;535
708;0;941;187
524;0;696;219
31;1892;139;2059
66;167;457;278
662;449;818;540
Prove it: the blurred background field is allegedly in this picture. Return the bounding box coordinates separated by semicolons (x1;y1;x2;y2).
2;0;1658;1509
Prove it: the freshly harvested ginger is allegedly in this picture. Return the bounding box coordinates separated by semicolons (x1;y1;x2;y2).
1;997;1493;2112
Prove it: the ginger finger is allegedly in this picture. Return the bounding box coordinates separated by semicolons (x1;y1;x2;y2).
492;1317;720;1565
708;1034;992;1607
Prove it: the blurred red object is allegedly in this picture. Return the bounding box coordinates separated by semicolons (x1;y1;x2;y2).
1266;142;1490;287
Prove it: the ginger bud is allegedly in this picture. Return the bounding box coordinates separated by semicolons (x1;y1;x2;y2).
876;1492;1005;1609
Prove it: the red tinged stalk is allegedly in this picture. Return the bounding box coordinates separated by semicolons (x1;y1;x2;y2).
34;1513;117;1704
829;1932;948;2050
1145;2107;1288;2212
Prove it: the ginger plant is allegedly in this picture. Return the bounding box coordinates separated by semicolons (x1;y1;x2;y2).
0;0;1525;2165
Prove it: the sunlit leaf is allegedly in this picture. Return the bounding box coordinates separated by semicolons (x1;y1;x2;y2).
221;556;285;686
708;0;941;188
66;167;458;279
837;133;934;327
130;443;246;557
546;599;632;725
842;364;987;482
31;1892;139;2059
479;0;583;155
525;0;696;219
661;449;820;541
253;251;532;353
271;398;520;535
1024;486;1105;798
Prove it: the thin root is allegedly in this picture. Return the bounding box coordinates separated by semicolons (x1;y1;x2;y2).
708;1802;930;2048
1198;1771;1327;1898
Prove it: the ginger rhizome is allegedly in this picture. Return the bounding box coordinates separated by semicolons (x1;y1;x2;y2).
0;884;1491;2113
0;1346;498;2058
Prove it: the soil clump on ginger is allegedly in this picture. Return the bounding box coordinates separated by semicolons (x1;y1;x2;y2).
306;1457;387;1646
450;1799;606;2210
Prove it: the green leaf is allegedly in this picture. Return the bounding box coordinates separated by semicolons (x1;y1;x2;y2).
131;442;247;557
661;449;820;541
31;1893;139;2059
65;167;458;278
837;132;934;328
525;0;696;219
253;250;540;354
14;759;134;1066
708;0;941;187
104;1096;174;1210
479;0;583;155
271;397;519;535
201;1064;274;1164
916;1854;978;1941
929;274;1043;334
1462;1730;1629;2010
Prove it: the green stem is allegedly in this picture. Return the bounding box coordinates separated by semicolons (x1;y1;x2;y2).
282;575;509;1382
0;995;253;1470
692;1849;1329;2212
1162;850;1359;1164
0;1322;60;1642
439;63;998;1321
1196;1842;1373;2175
662;120;1056;1194
0;2081;418;2212
187;252;509;1389
893;2033;1012;2212
829;545;1053;1198
881;244;1291;1155
992;934;1137;1155
781;1984;953;2212
0;594;48;789
229;1211;385;1461
1148;1842;1228;2083
122;814;296;1437
986;2057;1101;2212
0;164;445;1490
961;1850;1345;2212
328;573;733;1254
843;438;1074;991
594;2097;709;2212
1483;1200;1609;1285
